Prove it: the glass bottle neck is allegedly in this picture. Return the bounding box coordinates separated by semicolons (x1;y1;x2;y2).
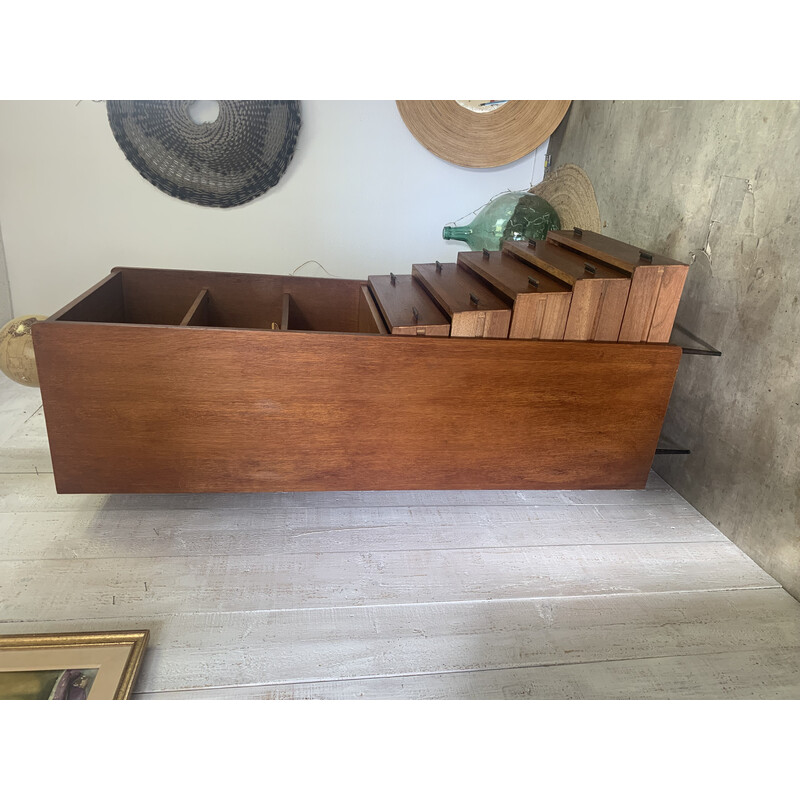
442;225;472;242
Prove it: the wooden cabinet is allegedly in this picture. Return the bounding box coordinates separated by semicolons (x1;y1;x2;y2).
32;240;685;494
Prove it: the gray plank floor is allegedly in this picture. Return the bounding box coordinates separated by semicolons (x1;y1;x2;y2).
1;373;798;699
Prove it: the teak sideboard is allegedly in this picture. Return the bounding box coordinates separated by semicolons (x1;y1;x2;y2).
32;234;685;494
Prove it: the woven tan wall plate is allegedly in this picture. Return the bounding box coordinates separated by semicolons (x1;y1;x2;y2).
107;100;301;208
530;163;602;232
396;100;571;168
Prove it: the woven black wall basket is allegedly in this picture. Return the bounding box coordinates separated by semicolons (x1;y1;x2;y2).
106;100;302;208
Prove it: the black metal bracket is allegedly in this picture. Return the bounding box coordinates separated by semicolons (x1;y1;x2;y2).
656;324;722;455
655;435;691;455
669;323;722;356
656;325;721;456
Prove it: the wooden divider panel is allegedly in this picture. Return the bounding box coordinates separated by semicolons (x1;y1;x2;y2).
357;285;388;334
180;289;210;327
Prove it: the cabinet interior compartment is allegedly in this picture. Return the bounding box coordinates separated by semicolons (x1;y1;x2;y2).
52;268;388;334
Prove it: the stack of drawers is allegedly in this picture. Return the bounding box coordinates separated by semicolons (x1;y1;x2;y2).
368;229;689;344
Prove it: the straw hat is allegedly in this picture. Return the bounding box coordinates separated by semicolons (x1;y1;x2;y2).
107;101;301;208
396;100;571;168
530;163;602;232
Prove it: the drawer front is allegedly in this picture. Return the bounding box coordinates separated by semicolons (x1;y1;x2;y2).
618;263;689;343
368;274;451;336
457;251;571;340
545;231;689;344
503;239;627;285
412;262;511;338
457;250;569;302
546;229;686;271
503;240;630;342
508;292;572;340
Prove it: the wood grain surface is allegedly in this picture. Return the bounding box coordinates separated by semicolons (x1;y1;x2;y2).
641;263;690;343
503;240;630;341
368;273;451;336
546;229;686;270
139;646;800;700
56;271;125;323
457;250;572;340
412;262;511;338
0;501;725;561
3;588;794;696
563;279;631;341
2;539;774;620
545;230;689;343
503;239;627;286
32;322;681;493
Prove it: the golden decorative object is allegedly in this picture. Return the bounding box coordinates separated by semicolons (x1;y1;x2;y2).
0;630;150;699
0;314;47;387
396;100;571;168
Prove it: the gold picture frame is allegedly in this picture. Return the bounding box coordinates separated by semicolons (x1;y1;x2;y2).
0;630;149;700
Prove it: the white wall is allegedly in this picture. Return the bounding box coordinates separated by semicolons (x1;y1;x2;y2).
0;101;547;315
0;222;11;324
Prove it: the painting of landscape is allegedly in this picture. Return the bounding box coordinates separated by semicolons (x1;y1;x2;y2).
0;668;99;699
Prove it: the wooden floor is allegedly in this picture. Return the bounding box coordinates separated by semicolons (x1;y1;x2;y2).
1;373;799;700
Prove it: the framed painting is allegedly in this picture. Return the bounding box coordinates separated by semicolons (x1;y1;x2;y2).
0;630;149;700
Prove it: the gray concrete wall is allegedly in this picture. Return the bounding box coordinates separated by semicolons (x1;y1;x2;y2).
549;100;799;601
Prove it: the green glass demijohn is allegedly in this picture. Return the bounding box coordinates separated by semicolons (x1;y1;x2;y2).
442;191;561;251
